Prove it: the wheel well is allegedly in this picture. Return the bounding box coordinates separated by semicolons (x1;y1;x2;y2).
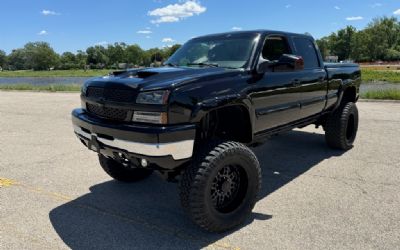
341;86;357;104
197;105;252;143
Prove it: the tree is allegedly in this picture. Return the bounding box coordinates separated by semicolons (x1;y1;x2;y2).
125;44;144;66
316;38;329;60
24;42;59;70
329;26;356;61
59;52;77;70
163;44;181;59
318;16;400;62
350;31;370;62
0;50;7;69
384;49;400;61
107;43;127;66
8;48;27;70
86;46;109;68
363;17;400;61
76;50;87;69
145;48;164;66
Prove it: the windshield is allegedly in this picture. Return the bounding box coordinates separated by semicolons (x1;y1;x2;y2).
165;34;258;69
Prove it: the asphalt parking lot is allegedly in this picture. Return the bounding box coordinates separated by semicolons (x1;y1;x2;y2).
1;91;399;250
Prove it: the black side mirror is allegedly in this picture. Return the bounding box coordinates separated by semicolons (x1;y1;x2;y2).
256;59;274;74
256;54;304;74
278;54;304;71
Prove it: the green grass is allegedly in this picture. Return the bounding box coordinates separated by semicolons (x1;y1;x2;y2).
0;84;81;92
361;89;400;100
0;69;111;77
361;69;400;83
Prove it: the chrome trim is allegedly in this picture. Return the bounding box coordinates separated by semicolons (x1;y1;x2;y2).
73;125;194;160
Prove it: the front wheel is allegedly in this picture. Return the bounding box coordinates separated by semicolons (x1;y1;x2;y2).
99;154;153;182
179;141;261;232
325;102;359;150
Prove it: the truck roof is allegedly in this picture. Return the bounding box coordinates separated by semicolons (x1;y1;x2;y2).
192;30;313;40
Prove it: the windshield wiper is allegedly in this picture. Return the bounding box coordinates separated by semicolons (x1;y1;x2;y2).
187;62;219;68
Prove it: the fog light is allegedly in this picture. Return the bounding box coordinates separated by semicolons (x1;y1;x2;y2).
141;159;148;167
133;111;167;124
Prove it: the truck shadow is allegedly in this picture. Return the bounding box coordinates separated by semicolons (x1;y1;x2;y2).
49;129;345;249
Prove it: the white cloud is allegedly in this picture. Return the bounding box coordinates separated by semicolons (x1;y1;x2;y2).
334;6;340;10
146;36;151;39
371;3;383;8
137;30;153;34
41;9;60;16
152;16;179;23
148;0;206;24
231;26;242;31
346;16;363;21
162;38;175;43
285;4;291;8
394;9;400;15
37;30;48;35
95;41;108;46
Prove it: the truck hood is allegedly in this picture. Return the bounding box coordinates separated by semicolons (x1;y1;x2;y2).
85;67;241;91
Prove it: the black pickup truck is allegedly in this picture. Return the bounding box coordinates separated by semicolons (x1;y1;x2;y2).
72;30;361;232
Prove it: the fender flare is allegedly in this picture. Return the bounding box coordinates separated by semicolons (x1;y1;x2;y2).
190;94;255;139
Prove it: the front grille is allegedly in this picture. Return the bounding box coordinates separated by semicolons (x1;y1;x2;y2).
86;87;104;99
86;103;129;121
87;87;135;102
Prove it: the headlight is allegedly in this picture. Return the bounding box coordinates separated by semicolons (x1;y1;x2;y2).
132;111;167;124
136;90;169;105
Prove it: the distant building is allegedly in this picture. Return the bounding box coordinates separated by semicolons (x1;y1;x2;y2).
325;56;339;63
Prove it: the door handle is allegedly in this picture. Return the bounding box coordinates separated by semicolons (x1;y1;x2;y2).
292;79;301;86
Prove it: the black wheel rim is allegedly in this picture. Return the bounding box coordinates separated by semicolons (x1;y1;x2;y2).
210;164;248;213
346;114;356;142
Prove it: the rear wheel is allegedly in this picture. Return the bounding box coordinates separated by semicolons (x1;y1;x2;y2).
179;141;261;232
99;154;153;182
325;102;359;150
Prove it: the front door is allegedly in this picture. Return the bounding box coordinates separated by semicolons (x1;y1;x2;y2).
250;35;304;133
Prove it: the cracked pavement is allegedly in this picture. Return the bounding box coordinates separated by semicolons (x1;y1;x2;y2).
1;91;399;249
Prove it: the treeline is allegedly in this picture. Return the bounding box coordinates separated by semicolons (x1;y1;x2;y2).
2;16;399;70
316;17;400;62
0;42;181;71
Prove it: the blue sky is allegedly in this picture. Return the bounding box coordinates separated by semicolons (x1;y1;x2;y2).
1;0;400;54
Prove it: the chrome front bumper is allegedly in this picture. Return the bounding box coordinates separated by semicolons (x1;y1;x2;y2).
71;109;196;163
73;125;194;160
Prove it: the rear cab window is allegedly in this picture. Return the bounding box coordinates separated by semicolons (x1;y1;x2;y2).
292;37;320;69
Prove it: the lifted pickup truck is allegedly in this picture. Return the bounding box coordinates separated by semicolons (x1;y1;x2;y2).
72;30;361;232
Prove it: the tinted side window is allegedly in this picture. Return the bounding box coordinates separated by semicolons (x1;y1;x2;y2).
293;37;320;69
262;36;291;61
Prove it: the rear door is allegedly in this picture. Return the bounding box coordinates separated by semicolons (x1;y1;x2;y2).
291;37;327;118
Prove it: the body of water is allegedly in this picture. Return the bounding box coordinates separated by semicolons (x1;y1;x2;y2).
0;77;90;85
360;82;400;92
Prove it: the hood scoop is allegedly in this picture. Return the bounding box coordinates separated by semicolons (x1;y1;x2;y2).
111;69;159;79
136;70;159;78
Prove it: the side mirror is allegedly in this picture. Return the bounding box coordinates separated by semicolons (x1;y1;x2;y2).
256;59;274;74
256;54;304;74
278;54;304;71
